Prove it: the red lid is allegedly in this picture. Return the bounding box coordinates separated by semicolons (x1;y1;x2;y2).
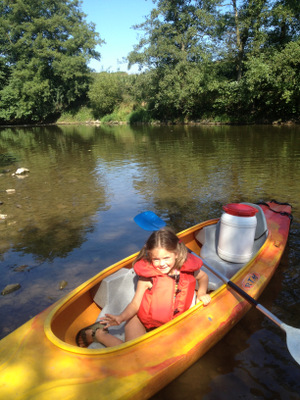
222;203;258;217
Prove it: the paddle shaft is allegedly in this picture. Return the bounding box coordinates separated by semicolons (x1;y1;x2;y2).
188;250;284;329
189;250;299;365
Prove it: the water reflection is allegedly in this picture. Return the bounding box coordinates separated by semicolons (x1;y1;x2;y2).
0;123;299;398
0;126;109;261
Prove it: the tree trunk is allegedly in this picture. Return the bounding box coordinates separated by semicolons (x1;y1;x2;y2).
232;0;244;81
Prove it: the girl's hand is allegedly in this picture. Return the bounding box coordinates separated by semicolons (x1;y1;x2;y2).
197;294;211;306
99;314;122;328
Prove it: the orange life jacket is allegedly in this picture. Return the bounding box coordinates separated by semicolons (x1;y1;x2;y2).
134;253;202;330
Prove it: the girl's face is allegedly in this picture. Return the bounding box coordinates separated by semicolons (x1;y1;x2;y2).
150;247;177;274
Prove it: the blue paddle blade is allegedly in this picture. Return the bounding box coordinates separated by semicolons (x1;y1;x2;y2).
134;211;166;231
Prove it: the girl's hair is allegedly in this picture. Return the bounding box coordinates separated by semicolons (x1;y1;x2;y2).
133;227;188;269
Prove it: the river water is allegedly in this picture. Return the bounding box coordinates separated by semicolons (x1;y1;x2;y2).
0;124;299;399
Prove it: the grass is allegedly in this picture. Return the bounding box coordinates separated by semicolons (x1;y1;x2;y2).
100;102;137;124
57;106;95;123
57;104;242;126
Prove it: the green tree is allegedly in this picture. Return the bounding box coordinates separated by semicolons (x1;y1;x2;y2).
128;0;218;71
216;0;269;81
243;39;300;120
267;0;300;47
88;72;124;118
0;0;103;123
128;0;219;119
214;39;300;122
215;0;300;81
127;0;299;122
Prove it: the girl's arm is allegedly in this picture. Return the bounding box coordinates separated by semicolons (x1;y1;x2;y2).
100;279;151;327
195;269;211;306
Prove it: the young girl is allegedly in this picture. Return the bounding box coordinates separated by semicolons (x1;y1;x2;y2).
76;227;211;348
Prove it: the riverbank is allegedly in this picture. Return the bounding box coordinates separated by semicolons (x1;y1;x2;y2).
1;119;298;129
1;106;299;129
50;104;300;127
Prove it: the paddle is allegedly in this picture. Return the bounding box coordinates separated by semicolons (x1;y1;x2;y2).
134;211;300;365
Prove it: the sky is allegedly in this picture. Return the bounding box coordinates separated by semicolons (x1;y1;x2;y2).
80;0;154;73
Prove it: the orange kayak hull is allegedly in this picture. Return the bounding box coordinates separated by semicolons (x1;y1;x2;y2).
0;201;292;399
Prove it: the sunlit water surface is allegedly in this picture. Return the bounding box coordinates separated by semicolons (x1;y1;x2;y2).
0;124;299;399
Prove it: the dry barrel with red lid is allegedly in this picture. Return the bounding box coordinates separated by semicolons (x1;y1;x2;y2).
217;203;258;263
222;203;258;217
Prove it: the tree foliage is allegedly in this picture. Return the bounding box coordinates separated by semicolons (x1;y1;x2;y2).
128;0;218;70
0;0;103;123
127;0;220;120
88;72;124;118
0;0;299;124
125;0;299;122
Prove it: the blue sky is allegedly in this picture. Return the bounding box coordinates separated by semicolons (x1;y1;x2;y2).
81;0;154;73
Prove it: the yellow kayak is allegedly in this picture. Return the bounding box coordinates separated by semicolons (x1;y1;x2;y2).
0;201;292;399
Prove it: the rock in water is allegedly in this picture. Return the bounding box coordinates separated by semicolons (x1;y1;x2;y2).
1;283;21;295
15;168;30;175
59;280;68;290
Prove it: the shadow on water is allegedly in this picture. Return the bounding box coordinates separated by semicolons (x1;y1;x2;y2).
0;123;299;399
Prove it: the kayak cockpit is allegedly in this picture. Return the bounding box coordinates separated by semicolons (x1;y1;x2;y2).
49;203;268;349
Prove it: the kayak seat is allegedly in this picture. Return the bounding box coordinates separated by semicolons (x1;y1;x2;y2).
195;204;268;291
90;268;138;348
241;202;268;240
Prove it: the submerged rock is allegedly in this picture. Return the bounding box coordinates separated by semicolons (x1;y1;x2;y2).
13;264;30;272
1;283;21;296
14;168;30;175
59;280;68;290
